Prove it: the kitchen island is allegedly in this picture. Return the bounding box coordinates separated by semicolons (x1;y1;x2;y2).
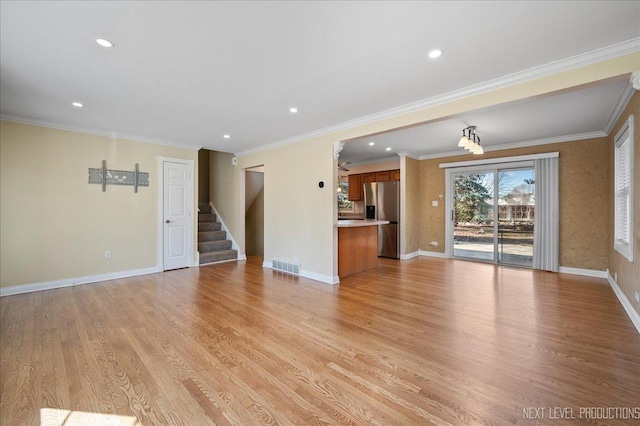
336;219;389;279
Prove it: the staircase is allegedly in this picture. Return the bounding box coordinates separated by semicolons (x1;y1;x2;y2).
198;203;238;265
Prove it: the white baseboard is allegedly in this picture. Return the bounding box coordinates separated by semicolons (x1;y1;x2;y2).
262;260;338;285
400;251;420;260
300;270;339;285
0;266;160;297
418;250;448;258
607;271;640;335
558;266;608;278
412;254;610;279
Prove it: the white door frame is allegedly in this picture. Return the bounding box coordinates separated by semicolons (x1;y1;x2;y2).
157;156;195;271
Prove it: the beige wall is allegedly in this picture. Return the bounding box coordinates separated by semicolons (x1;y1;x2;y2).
245;187;264;256
419;138;611;271
403;156;420;255
237;138;337;279
419;158;447;254
608;91;640;315
0;120;198;288
209;151;243;250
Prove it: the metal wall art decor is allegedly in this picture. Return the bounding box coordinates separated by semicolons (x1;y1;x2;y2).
88;160;149;193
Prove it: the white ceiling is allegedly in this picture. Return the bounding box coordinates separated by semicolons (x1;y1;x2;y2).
1;1;639;158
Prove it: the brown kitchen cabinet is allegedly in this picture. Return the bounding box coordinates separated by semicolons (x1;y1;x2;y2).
346;169;400;200
338;225;378;278
375;171;391;182
362;173;376;184
347;174;363;201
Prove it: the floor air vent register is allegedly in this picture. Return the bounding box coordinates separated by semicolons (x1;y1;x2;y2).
272;260;300;275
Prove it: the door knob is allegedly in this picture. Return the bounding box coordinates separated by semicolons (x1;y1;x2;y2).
166;219;172;223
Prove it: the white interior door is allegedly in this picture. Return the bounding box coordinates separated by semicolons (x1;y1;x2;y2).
163;161;191;270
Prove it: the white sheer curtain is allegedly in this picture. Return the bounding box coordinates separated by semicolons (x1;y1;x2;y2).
533;156;559;271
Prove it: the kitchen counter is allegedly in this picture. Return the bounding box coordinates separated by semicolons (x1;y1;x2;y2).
337;219;388;279
337;215;364;220
336;219;389;227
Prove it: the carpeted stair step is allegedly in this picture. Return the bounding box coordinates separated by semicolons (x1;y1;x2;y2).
198;221;221;232
196;204;237;266
198;213;217;223
199;230;227;242
200;249;238;265
198;239;232;252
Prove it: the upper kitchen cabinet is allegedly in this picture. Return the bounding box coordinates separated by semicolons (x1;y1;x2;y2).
348;174;363;201
375;171;391;182
347;169;400;200
362;173;376;184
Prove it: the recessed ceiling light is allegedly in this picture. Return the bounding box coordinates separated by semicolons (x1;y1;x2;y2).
369;141;375;146
96;38;115;48
223;134;230;139
289;107;298;113
386;147;392;151
72;102;84;108
428;49;443;59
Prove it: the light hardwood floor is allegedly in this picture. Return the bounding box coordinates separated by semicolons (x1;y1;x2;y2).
1;257;639;425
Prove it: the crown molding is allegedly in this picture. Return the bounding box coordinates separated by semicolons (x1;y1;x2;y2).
397;152;420;160
345;155;401;168
235;129;321;157
418;131;607;160
418;150;470;161
0;113;202;151
236;38;640;158
603;80;636;135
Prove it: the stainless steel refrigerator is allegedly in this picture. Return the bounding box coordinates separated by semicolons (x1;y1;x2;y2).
364;181;400;259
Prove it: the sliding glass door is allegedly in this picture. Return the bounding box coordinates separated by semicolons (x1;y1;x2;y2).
453;172;495;261
452;167;534;267
497;169;535;266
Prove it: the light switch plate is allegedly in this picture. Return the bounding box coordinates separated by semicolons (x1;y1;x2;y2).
432;200;438;207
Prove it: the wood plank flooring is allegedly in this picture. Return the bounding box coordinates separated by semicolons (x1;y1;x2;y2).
1;256;639;425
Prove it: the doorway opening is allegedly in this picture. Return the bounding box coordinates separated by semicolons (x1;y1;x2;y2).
245;166;264;259
451;166;535;267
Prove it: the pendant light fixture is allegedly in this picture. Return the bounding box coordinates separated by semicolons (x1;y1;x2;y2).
458;125;484;155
